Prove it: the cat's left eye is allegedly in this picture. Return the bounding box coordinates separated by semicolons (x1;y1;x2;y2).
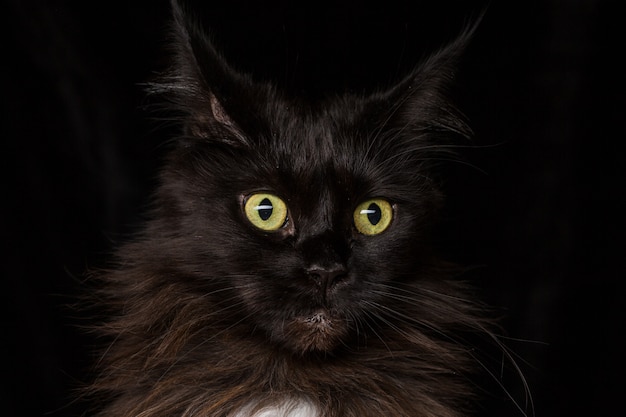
353;198;393;235
244;193;288;231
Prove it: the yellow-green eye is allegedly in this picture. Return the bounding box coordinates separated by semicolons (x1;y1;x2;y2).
354;198;393;235
244;193;288;231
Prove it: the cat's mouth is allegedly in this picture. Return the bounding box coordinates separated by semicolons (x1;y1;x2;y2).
280;309;348;354
302;311;332;329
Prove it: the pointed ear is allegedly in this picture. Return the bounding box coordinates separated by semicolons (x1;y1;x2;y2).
153;0;252;146
373;18;482;140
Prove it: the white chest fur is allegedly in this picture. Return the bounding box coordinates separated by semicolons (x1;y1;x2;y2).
232;398;319;417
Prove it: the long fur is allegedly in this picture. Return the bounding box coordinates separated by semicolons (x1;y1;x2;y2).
87;2;508;416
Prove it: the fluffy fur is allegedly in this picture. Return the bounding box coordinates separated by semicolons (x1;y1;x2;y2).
89;2;498;416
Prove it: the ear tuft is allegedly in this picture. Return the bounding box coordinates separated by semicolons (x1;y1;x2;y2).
372;14;484;141
149;0;251;146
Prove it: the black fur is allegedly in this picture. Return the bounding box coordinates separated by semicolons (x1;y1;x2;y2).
90;2;499;416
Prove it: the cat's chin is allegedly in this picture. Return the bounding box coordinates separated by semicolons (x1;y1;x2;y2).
280;309;349;354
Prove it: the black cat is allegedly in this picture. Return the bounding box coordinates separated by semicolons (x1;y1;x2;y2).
90;2;508;416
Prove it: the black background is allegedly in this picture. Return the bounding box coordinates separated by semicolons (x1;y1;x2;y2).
3;0;624;416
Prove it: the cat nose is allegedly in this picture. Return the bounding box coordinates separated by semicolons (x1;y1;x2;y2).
306;265;348;294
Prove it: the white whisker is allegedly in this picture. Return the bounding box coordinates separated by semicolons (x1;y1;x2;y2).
365;280;534;416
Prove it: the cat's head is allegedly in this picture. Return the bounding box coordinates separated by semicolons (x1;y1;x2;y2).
147;1;476;355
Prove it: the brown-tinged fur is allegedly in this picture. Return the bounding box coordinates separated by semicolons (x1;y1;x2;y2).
88;2;496;416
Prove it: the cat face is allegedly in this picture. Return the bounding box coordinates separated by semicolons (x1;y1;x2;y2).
156;100;454;355
150;3;473;355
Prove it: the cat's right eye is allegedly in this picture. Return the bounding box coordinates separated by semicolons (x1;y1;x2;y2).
353;198;393;235
244;193;288;231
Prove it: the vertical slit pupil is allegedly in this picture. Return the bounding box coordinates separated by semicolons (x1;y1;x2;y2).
257;198;273;221
367;203;381;225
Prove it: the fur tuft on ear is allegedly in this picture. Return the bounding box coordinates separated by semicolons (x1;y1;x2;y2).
149;0;255;146
372;15;484;142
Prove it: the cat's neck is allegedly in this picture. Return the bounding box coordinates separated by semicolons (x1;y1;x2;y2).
232;399;318;417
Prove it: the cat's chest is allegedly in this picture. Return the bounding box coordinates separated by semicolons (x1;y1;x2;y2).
232;399;318;417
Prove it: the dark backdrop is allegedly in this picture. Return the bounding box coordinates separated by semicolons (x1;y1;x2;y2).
4;1;624;416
